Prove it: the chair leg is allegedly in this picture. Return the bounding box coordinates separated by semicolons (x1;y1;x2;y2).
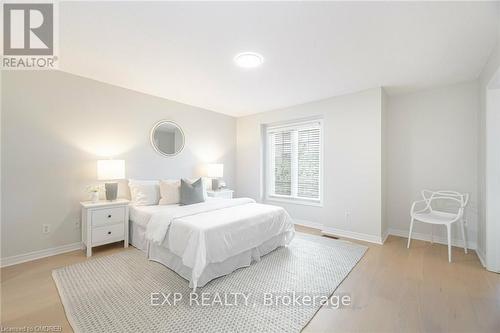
460;219;468;254
407;218;415;249
446;224;452;263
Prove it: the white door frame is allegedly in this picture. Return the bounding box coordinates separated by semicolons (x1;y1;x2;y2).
485;68;500;273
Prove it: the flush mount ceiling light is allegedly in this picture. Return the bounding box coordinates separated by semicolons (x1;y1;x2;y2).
234;52;264;68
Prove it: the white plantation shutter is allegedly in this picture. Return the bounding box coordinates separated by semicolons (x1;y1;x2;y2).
273;131;292;195
267;120;322;203
297;127;320;199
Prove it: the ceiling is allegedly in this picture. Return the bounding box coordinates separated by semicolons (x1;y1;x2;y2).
59;1;499;117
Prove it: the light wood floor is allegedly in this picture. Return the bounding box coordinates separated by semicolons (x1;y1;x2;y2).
1;226;499;332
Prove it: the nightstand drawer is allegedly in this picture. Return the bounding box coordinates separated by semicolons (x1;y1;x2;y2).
92;207;125;227
92;224;124;244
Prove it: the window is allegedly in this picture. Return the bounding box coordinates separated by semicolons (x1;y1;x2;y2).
266;119;322;205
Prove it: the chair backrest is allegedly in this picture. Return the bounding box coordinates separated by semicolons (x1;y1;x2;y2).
421;190;469;215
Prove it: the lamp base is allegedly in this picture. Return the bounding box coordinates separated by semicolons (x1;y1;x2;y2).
105;182;118;201
212;178;220;191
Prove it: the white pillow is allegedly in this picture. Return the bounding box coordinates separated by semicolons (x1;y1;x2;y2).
159;179;181;205
159;177;209;205
128;180;160;206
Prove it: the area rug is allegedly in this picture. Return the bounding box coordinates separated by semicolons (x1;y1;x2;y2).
52;233;367;333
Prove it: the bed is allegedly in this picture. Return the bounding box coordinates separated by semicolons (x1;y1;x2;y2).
129;197;295;289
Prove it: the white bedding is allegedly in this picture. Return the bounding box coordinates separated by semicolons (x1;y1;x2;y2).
129;204;178;229
145;198;256;243
138;198;295;289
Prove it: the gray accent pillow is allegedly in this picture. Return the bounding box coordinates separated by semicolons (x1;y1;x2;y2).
180;178;205;205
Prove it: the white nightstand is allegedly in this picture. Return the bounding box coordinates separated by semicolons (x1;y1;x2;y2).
80;199;130;257
207;189;234;199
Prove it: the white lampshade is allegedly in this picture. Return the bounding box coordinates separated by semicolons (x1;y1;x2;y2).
207;163;223;178
97;160;125;180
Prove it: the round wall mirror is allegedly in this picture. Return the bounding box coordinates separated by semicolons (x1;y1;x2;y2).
150;120;185;156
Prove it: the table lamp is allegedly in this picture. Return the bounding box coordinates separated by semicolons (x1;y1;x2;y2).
97;159;125;201
207;163;224;191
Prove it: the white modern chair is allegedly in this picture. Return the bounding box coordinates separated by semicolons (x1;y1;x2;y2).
407;190;469;262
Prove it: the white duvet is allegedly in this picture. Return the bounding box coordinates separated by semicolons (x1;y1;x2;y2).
144;198;295;288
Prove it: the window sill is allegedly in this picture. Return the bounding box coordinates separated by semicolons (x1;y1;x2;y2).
265;196;323;207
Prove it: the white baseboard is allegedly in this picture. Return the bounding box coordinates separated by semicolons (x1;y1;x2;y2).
1;242;83;268
382;228;390;244
293;218;385;245
293;219;324;230
0;223;478;268
476;248;487;267
388;228;477;250
321;226;384;244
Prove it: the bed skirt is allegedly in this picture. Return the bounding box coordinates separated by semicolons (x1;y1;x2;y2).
129;220;149;252
148;232;293;289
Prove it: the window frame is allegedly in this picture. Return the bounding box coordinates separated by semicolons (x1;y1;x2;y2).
265;118;324;207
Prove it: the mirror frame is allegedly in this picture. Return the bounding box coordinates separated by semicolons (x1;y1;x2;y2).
150;120;185;157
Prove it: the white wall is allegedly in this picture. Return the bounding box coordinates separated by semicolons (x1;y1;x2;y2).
1;70;236;259
237;88;385;242
477;13;500;270
485;83;500;271
381;89;388;239
387;81;479;247
0;71;2;261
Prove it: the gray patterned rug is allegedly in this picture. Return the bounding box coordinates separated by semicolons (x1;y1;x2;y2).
53;233;367;333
